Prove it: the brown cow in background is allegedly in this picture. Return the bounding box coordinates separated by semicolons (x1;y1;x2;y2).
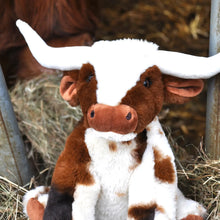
0;0;99;86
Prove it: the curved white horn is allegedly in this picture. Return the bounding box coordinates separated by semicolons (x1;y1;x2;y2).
16;20;91;71
154;50;220;79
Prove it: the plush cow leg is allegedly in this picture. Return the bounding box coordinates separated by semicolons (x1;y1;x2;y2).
146;117;177;220
23;186;49;220
128;117;206;220
26;198;45;220
128;117;177;220
176;189;206;220
43;186;74;220
72;175;100;220
128;144;157;220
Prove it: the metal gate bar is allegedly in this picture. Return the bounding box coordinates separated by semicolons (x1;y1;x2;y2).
0;65;34;185
206;0;220;159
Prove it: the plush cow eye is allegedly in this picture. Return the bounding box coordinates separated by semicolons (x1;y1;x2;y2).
86;73;94;82
143;77;152;88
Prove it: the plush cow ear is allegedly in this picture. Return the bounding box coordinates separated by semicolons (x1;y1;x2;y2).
60;70;79;106
163;75;204;104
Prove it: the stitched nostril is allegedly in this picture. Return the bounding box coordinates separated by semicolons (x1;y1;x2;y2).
90;110;95;118
126;112;132;120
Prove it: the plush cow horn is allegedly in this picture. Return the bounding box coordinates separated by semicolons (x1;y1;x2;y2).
16;20;91;71
155;50;220;79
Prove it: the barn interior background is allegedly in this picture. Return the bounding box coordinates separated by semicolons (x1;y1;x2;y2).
0;0;219;219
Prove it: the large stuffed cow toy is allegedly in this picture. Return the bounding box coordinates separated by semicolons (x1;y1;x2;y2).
17;20;219;220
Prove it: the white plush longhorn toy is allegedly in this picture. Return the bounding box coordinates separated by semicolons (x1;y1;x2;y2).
17;20;219;220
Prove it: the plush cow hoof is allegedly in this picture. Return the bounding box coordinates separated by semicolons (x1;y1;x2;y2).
27;198;45;220
181;214;204;220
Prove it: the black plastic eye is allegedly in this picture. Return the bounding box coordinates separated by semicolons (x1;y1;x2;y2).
143;77;152;88
90;110;95;118
86;73;94;82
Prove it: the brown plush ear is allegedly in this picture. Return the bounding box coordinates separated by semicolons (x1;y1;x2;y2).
60;70;80;106
163;75;204;104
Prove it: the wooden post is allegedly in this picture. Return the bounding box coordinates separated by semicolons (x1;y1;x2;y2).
206;0;220;159
0;65;34;185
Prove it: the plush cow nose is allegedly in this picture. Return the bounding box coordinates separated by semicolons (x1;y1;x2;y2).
87;104;138;134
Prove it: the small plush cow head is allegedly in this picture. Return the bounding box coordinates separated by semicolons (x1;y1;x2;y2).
16;20;220;142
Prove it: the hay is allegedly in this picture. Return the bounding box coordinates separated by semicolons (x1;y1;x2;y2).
0;176;27;220
177;150;220;220
10;72;82;171
161;120;220;219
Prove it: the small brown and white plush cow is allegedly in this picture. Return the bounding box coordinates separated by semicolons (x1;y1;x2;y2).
17;20;220;220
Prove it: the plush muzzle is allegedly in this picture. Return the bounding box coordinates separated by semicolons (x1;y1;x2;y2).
87;104;138;134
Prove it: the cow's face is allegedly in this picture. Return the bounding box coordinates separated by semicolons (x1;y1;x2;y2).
60;63;203;141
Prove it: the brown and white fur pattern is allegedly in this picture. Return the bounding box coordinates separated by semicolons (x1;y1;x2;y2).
128;117;205;220
23;117;206;220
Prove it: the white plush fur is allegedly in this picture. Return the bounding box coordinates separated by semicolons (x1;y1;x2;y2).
72;182;100;220
176;189;206;220
91;39;158;106
86;128;137;142
84;129;139;220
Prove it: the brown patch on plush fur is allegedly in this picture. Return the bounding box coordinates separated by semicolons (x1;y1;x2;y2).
181;215;204;220
153;147;175;183
128;203;156;220
51;121;94;195
157;206;165;213
159;129;164;135
44;187;50;194
121;140;132;145
131;129;147;164
109;141;117;152
121;66;164;134
128;203;166;220
27;198;44;220
60;63;98;113
77;64;97;120
129;163;139;171
116;192;126;197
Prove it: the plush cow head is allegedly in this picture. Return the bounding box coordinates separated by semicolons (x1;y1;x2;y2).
60;63;204;142
16;20;219;142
